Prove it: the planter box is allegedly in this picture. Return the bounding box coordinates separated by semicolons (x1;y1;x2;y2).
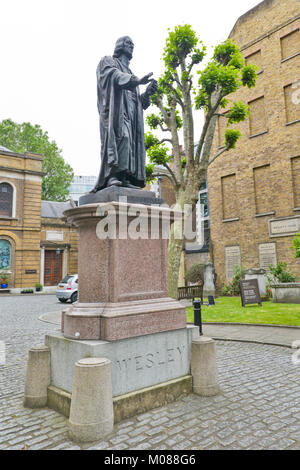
270;283;300;304
1;284;8;289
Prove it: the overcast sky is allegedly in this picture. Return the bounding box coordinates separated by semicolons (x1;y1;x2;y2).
0;0;261;176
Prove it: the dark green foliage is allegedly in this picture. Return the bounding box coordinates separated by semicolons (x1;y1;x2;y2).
225;128;241;149
145;163;156;183
221;265;243;296
227;102;250;124
185;264;203;284
268;263;297;283
163;25;200;69
145;132;160;150
147;144;172;166
146;113;164;129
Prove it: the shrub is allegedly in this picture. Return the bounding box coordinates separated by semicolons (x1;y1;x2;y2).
185;264;203;285
222;281;233;296
267;262;297;283
221;265;243;296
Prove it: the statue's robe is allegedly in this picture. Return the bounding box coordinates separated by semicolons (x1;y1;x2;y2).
94;56;150;191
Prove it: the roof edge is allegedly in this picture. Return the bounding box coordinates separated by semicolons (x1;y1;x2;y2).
229;0;275;38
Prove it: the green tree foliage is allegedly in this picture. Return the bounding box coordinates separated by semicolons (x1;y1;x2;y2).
145;25;257;298
0;119;74;201
292;233;300;258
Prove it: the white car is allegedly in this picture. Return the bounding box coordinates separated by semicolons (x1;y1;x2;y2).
56;274;78;303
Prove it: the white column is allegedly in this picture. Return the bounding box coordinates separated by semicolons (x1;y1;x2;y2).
62;248;68;277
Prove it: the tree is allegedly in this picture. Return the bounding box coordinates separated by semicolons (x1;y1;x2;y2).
292;233;300;258
146;25;257;298
0;119;74;201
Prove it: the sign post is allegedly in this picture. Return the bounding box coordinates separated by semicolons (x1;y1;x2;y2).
240;279;262;307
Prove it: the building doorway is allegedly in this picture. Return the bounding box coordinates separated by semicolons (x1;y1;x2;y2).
44;250;63;286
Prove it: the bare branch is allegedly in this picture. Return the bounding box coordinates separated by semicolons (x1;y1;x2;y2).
153;165;179;189
207;146;229;167
173;70;183;92
213;112;229;118
195;91;222;164
162;162;180;188
158;123;171;133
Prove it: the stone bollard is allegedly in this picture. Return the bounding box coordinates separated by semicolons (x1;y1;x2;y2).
191;336;221;396
68;357;114;443
24;345;51;408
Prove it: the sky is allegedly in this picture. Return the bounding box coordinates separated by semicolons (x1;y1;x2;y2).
0;0;261;177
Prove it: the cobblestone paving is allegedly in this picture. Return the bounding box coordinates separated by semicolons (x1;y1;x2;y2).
0;296;300;450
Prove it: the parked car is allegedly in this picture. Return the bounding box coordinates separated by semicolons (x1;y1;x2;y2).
56;274;78;303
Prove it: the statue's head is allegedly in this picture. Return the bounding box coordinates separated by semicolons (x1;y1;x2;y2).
113;36;134;60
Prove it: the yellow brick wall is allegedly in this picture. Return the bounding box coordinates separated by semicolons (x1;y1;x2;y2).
208;0;300;290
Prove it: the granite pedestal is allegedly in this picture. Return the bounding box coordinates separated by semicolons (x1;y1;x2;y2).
45;188;199;420
61;191;185;341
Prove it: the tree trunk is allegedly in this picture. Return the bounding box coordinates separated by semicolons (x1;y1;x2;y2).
168;221;185;299
168;186;198;299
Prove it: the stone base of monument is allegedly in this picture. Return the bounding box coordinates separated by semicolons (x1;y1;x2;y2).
61;298;186;341
38;189;207;436
45;325;198;422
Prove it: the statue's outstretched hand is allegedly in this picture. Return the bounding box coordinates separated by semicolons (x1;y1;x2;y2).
139;72;153;85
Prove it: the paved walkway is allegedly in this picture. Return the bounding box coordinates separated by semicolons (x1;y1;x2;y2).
0;296;300;450
203;323;300;348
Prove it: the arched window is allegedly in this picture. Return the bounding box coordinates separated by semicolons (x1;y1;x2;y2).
0;183;13;217
0;239;11;270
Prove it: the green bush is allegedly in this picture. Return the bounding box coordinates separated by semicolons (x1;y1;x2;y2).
221;265;243;296
221;282;233;296
267;262;297;283
185;264;203;284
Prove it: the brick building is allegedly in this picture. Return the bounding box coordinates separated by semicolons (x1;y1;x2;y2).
208;0;300;289
0;146;78;292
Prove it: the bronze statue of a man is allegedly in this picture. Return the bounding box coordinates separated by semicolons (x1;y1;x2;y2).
93;36;158;191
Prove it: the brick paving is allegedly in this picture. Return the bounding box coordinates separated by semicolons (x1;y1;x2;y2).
0;295;300;450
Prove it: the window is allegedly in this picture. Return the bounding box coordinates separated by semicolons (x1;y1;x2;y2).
249;96;267;136
284;83;300;124
221;174;238;219
245;49;263;72
281;29;300;61
0;183;13;217
291;156;300;208
0;240;11;270
253;165;273;214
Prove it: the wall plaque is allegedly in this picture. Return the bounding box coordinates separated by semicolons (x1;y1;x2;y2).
225;246;241;280
25;270;37;274
269;217;300;237
259;243;277;271
240;279;262;307
46;231;64;242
